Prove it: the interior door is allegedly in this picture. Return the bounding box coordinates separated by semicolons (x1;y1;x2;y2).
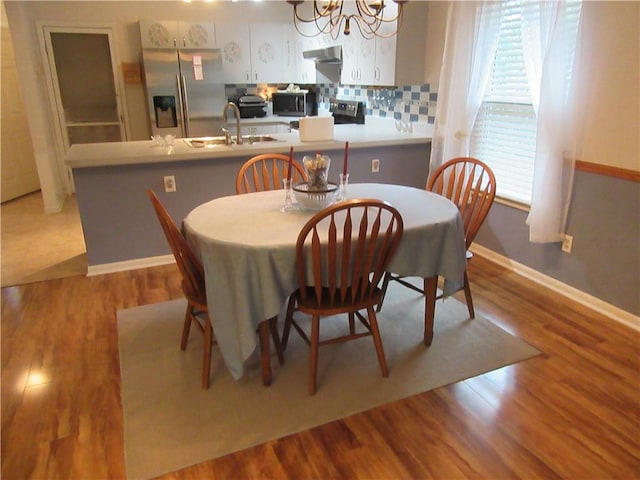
1;10;40;202
41;26;127;191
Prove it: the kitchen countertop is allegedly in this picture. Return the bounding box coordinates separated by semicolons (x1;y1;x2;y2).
66;120;433;168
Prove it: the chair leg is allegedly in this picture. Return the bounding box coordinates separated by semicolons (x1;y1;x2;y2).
367;307;389;377
259;320;272;386
282;295;297;350
202;315;213;389
463;269;475;319
181;303;194;350
376;272;392;312
269;315;285;365
309;315;320;395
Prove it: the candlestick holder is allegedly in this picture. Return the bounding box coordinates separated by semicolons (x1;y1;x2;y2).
281;178;296;212
337;173;349;202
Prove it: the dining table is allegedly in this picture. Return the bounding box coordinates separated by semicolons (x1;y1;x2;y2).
183;182;467;381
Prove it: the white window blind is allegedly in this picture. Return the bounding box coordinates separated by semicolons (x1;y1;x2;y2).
470;0;581;205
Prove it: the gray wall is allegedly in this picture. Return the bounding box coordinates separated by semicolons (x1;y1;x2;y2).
475;171;640;316
73;143;430;266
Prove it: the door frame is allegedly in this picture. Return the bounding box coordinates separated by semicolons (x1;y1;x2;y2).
37;22;131;193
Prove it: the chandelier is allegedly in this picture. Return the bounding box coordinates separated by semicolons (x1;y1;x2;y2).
287;0;406;40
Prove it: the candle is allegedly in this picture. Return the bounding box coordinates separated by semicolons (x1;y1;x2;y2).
343;141;349;176
286;146;294;182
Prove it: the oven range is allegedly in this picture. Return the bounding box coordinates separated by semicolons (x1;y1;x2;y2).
289;98;365;130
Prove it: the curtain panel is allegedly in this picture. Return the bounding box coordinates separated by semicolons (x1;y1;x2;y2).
431;0;583;243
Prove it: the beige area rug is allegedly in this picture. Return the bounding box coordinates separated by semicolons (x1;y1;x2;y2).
1;192;87;286
118;281;540;479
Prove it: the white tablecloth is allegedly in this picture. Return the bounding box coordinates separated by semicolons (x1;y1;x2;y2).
183;183;466;379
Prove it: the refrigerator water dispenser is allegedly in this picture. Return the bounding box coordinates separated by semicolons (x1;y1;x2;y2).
153;96;178;129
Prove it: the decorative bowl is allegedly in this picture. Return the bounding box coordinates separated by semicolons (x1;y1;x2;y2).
292;182;338;210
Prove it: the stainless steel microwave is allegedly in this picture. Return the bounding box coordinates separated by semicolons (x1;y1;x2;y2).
272;91;317;117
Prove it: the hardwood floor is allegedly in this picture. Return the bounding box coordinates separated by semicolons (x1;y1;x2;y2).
2;257;639;479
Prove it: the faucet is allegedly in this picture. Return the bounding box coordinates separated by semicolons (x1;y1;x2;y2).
222;102;242;145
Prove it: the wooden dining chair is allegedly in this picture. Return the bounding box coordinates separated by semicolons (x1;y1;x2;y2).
282;199;404;395
147;189;284;388
235;153;306;194
378;157;496;318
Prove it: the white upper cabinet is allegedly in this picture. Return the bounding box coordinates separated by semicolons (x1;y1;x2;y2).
340;33;375;85
372;28;397;85
338;2;399;86
284;24;317;84
249;24;286;83
340;24;397;85
177;22;217;49
139;20;216;49
217;24;288;83
216;23;252;83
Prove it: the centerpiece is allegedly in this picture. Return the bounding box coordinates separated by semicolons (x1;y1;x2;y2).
292;153;338;210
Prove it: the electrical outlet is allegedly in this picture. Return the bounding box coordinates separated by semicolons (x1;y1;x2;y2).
562;234;573;253
372;159;380;173
163;175;176;193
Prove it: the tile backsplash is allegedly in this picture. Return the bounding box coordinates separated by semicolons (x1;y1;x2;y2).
225;83;437;125
317;84;436;124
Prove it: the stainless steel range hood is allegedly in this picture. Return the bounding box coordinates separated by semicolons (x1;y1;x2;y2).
303;45;342;64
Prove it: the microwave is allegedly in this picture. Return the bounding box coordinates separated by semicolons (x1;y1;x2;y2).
272;91;317;117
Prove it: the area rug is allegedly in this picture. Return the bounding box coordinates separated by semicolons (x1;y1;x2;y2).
117;281;540;479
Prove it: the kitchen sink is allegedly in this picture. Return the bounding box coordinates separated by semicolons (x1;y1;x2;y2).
183;137;228;148
184;135;279;148
241;135;279;144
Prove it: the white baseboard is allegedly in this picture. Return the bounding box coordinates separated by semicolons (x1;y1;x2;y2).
88;248;639;331
472;244;640;332
87;254;175;276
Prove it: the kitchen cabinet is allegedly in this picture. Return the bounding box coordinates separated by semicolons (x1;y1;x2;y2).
249;24;286;83
216;24;286;83
284;24;316;84
340;23;397;86
216;23;252;83
139;20;216;49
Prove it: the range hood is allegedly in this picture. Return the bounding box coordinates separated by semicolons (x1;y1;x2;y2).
303;45;342;64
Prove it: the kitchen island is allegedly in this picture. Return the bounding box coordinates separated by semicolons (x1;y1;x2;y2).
66;122;432;274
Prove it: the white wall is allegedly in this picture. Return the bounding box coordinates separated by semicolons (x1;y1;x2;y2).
578;1;639;171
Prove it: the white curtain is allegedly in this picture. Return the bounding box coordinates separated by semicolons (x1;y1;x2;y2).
428;1;502;176
522;1;583;242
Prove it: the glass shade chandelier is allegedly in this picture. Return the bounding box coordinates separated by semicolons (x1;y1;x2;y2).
287;0;406;40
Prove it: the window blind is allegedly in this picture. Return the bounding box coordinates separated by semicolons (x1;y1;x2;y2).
470;0;581;205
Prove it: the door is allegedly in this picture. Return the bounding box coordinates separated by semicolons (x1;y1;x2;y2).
178;49;226;137
41;26;128;192
1;12;40;202
142;48;184;138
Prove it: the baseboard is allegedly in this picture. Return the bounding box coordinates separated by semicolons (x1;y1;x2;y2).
87;248;639;331
472;244;640;331
87;255;175;277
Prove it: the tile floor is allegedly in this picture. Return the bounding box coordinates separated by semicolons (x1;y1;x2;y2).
1;191;86;286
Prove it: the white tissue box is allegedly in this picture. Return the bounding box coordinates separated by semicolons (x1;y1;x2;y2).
299;116;334;142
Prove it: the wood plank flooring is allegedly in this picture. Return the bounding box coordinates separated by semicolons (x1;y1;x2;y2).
2;256;639;479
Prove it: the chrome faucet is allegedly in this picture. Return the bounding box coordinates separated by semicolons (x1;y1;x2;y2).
222;102;242;145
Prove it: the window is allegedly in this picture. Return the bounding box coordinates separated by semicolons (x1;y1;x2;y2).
470;0;582;205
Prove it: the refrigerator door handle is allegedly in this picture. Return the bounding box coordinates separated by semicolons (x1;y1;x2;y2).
180;75;191;138
176;75;190;138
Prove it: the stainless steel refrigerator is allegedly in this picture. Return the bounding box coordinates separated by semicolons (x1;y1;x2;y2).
141;47;226;138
